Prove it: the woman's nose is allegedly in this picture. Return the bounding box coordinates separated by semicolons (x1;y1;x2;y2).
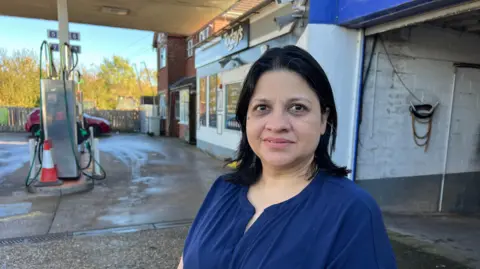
265;110;290;132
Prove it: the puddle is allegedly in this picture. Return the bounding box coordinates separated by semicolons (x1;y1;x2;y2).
147;159;176;165
73;224;154;237
98;136;165;182
132;176;157;184
97;212;157;226
0;142;30;182
0;202;32;218
144;187;170;195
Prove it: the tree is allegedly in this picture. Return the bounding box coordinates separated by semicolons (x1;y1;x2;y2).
0;49;41;107
0;50;157;110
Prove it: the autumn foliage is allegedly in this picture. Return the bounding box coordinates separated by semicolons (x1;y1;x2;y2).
0;49;156;110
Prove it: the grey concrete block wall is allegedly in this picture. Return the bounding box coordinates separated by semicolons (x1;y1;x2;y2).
357;25;480;213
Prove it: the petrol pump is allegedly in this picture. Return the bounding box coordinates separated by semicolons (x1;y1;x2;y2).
25;0;105;191
39;44;81;179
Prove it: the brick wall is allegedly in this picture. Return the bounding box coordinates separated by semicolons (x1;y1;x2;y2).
158;47;169;92
155;34;197;137
357;25;480;180
186;56;196;77
167;37;187;84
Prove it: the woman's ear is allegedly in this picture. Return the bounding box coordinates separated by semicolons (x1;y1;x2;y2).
322;107;330;124
320;107;330;135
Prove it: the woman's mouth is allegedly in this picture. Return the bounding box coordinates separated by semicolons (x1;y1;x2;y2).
263;137;294;149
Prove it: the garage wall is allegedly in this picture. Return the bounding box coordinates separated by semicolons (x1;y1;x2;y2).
357;25;480;213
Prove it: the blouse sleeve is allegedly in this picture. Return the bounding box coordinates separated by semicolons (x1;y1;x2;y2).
326;195;397;269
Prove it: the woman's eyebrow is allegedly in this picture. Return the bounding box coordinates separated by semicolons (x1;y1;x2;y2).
251;97;313;104
289;97;312;104
251;98;270;103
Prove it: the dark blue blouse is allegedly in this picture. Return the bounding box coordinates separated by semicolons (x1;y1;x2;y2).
183;172;397;269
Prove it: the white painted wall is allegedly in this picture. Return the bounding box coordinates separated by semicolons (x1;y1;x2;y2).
357;25;480;180
297;24;364;178
196;64;252;151
447;68;480;174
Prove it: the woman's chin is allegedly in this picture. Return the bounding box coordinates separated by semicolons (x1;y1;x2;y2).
261;155;296;169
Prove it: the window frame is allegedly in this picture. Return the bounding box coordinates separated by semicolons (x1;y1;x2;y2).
199;77;207;127
160;47;167;68
208;74;218;128
187;39;194;58
224;81;242;131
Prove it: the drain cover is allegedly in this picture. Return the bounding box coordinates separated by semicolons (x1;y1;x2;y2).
0;232;71;247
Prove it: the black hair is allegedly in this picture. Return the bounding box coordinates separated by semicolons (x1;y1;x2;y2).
225;45;349;186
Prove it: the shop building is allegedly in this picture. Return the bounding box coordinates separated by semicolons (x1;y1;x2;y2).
153;32;197;138
193;1;305;159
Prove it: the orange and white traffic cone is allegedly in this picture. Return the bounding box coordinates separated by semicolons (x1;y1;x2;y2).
35;139;62;187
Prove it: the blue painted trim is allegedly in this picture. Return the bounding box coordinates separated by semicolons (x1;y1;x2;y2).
350;31;365;182
309;0;472;27
338;0;434;24
340;0;472;27
308;0;338;24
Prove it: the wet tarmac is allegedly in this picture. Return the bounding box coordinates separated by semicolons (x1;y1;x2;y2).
0;133;228;239
386;213;480;268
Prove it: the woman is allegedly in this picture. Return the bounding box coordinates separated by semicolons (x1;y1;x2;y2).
178;45;397;269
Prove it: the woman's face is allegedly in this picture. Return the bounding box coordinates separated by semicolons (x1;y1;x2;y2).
246;70;328;169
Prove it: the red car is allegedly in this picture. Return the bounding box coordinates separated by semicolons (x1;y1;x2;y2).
25;108;111;136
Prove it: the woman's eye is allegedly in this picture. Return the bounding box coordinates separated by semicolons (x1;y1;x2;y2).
290;104;307;112
255;105;268;111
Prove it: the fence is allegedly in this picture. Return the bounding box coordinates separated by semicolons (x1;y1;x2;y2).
84;109;140;133
0;107;33;132
0;107;140;133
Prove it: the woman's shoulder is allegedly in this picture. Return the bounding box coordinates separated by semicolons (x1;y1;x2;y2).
316;173;381;215
208;173;242;191
202;174;243;202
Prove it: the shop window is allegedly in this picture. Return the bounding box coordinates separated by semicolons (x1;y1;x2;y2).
160;47;167;68
159;93;167;119
175;96;180;120
209;75;217;128
199;77;207;126
225;82;242;131
180;90;189;123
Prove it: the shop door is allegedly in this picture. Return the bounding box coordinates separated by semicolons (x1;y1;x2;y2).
442;67;480;213
169;91;180;137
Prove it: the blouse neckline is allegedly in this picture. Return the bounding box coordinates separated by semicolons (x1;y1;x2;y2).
238;172;323;215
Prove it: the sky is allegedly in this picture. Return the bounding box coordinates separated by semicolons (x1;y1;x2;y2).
0;16;157;72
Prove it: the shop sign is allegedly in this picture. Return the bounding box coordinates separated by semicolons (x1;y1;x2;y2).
223;24;245;51
195;21;250;68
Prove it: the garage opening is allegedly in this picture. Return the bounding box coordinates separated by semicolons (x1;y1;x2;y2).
357;10;480;214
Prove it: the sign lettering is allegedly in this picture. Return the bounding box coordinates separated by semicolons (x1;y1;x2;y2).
49;43;82;54
47;30;81;41
223;25;244;51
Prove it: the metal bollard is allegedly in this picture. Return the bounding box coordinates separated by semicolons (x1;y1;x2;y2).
89;126;95;174
28;139;38;180
89;126;94;144
93;138;100;176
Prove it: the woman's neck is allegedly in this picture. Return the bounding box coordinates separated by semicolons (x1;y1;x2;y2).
258;156;314;188
248;156;315;208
